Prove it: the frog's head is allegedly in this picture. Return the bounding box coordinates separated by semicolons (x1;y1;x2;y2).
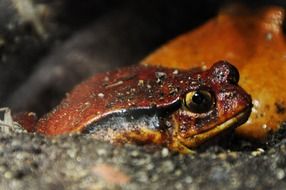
172;61;252;148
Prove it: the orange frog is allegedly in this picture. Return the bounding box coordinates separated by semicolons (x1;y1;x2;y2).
11;61;251;153
143;5;286;140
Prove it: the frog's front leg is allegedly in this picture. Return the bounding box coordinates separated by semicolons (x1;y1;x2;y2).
111;127;195;154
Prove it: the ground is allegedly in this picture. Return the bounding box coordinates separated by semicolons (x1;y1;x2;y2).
0;126;286;189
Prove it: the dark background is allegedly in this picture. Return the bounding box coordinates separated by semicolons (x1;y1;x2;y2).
0;0;286;115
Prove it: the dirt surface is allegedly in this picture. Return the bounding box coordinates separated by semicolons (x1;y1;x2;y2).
0;125;285;190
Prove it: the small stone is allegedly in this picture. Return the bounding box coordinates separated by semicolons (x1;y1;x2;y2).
130;150;139;157
185;176;193;183
251;148;265;156
92;164;130;185
4;171;12;179
175;182;183;189
218;153;227;160
146;163;154;170
67;149;77;158
137;171;149;183
97;148;107;156
161;148;169;157
276;169;285;180
175;169;182;176
162;160;174;172
228;152;238;159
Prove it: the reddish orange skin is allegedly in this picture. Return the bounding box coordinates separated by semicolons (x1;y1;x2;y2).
36;64;185;134
15;61;252;152
31;61;251;139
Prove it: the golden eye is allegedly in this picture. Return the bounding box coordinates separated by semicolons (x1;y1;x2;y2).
184;90;214;113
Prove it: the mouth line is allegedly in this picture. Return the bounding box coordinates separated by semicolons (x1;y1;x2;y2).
179;107;252;148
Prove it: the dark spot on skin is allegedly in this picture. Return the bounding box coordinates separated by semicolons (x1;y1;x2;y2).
265;104;270;110
155;71;167;84
106;102;115;109
179;125;187;134
150;103;157;109
197;75;202;83
275;102;286;114
165;120;172;128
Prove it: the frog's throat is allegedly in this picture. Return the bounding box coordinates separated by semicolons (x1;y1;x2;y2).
174;108;251;149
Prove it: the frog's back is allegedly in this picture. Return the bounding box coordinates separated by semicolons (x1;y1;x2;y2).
35;65;191;135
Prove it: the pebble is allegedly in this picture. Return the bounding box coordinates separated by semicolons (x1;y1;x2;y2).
0;128;285;189
251;148;265;156
161;148;169;157
276;169;285;180
162;160;175;173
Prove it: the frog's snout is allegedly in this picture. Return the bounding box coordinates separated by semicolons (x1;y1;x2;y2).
217;85;252;116
210;60;240;85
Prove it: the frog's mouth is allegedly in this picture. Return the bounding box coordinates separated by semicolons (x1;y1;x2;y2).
177;107;252;149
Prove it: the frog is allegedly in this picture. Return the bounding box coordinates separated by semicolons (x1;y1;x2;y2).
13;60;252;153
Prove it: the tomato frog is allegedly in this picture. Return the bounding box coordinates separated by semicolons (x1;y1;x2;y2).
10;61;251;153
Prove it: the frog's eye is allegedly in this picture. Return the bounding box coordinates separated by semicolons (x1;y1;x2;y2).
184;90;214;113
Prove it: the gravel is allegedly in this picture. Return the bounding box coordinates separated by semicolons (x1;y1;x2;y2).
0;125;285;190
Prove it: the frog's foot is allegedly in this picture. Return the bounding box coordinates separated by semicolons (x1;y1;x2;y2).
107;127;164;145
0;107;23;133
168;139;196;154
100;127;195;154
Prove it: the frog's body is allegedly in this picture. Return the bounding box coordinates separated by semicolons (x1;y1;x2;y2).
16;61;252;153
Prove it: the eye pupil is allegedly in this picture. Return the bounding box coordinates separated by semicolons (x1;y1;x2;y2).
192;92;204;104
185;90;214;113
